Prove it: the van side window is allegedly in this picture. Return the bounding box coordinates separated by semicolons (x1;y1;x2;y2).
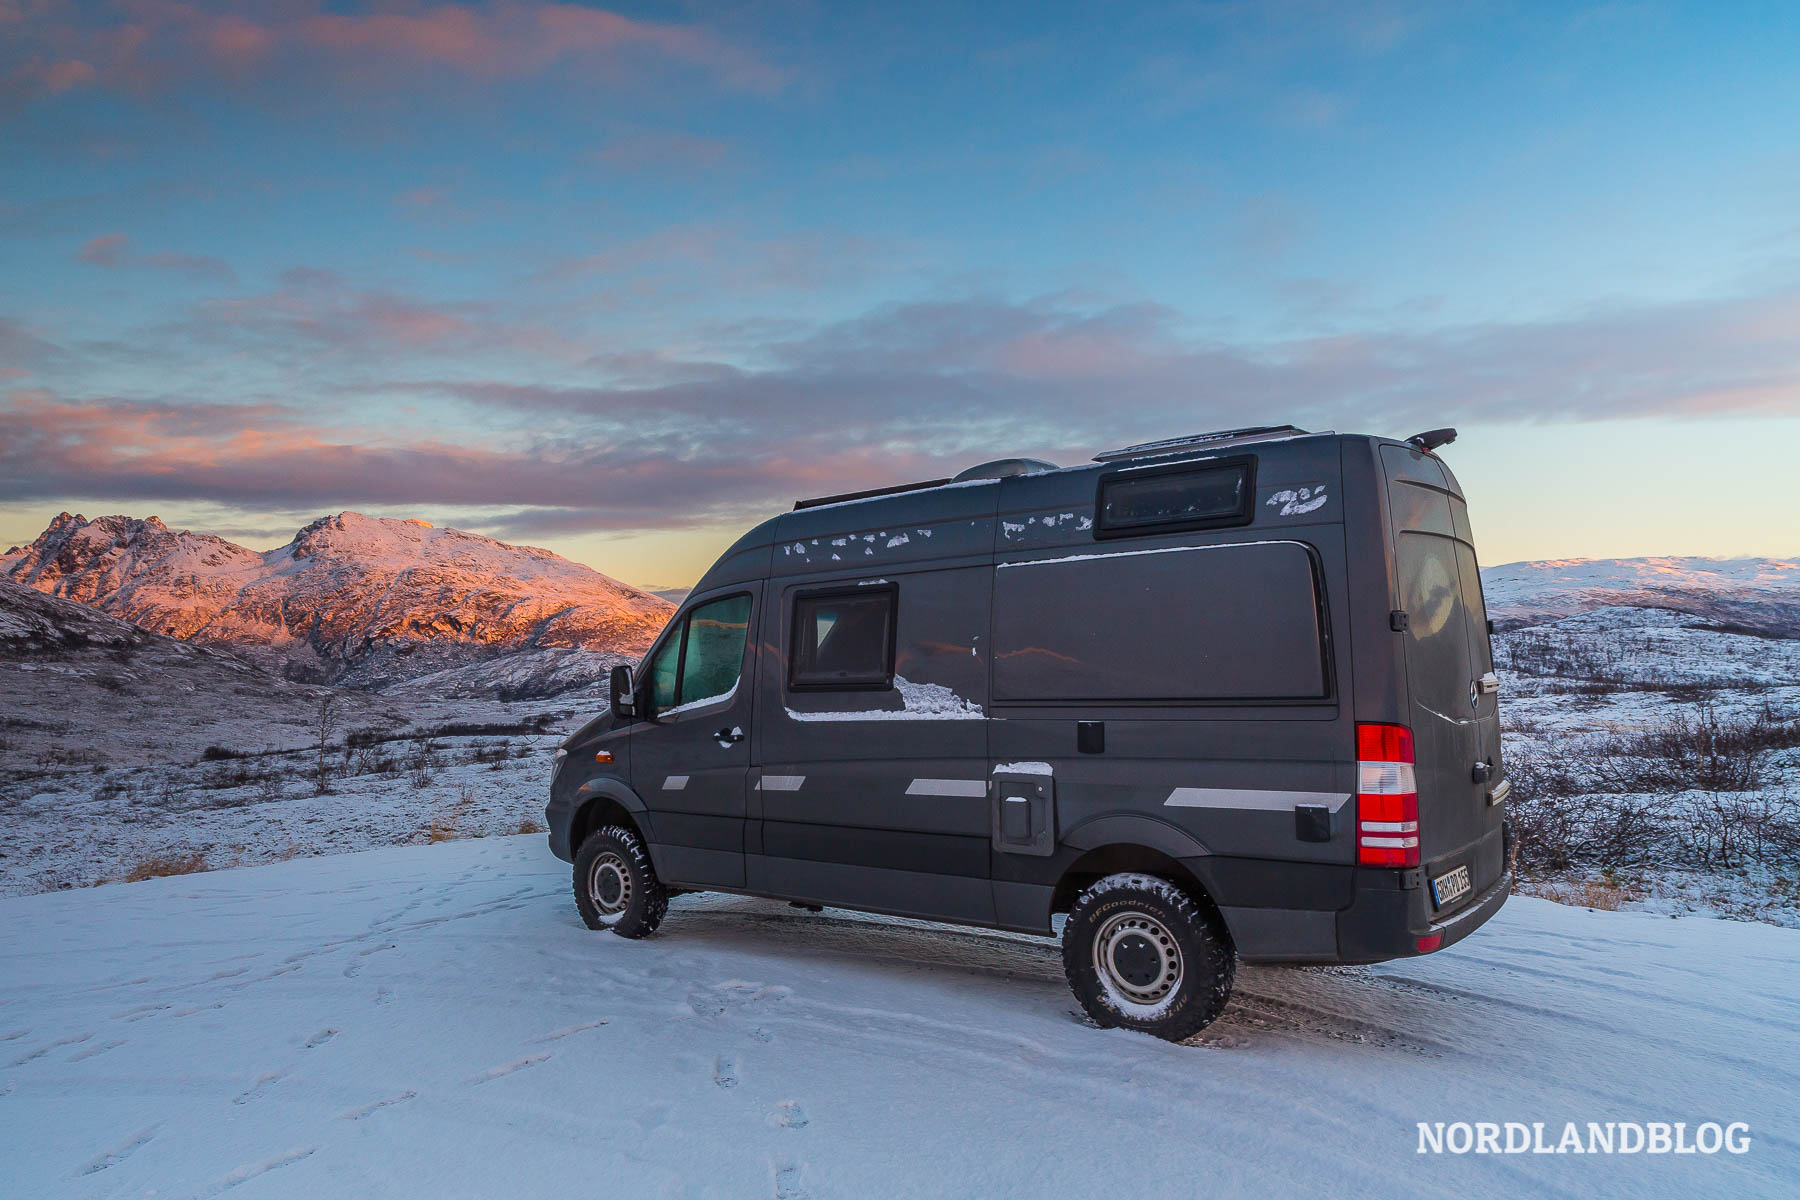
789;585;897;690
679;594;752;705
1096;457;1253;537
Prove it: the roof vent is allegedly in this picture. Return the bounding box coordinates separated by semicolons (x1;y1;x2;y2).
950;457;1057;483
1094;425;1313;462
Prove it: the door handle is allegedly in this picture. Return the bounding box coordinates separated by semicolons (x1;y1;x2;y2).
1476;672;1500;695
714;725;745;747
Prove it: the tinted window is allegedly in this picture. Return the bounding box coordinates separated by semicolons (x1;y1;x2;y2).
645;631;680;712
1098;460;1251;535
680;594;751;705
992;542;1327;701
1396;532;1471;719
790;586;895;689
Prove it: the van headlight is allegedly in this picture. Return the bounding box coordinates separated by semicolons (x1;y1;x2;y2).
552;747;567;783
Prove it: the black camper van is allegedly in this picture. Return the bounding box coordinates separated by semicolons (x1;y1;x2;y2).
546;426;1510;1040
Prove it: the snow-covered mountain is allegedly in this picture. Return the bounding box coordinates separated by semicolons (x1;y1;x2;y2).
1483;555;1800;636
2;512;674;693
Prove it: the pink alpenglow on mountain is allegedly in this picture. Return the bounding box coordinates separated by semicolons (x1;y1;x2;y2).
2;512;674;691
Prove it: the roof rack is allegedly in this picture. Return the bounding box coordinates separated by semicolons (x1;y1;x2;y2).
793;477;953;511
1094;425;1312;462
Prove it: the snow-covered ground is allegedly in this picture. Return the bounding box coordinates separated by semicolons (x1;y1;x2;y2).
0;729;564;896
2;836;1794;1199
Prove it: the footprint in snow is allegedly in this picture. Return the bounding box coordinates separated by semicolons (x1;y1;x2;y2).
233;1073;282;1105
713;1055;740;1088
341;1090;416;1121
773;1161;807;1200
768;1101;809;1130
304;1029;337;1049
79;1125;159;1175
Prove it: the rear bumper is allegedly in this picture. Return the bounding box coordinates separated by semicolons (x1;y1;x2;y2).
1335;867;1510;964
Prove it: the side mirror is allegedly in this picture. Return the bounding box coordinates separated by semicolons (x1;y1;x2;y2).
609;664;638;720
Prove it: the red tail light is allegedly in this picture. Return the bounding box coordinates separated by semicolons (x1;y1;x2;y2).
1356;722;1418;867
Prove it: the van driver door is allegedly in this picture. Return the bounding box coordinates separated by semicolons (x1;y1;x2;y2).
630;587;759;889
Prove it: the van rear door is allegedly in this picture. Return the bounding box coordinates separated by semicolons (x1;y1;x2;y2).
1381;445;1505;910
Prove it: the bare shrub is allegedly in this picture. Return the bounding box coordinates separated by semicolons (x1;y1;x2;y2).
313;694;341;795
125;850;208;882
408;741;438;788
515;815;546;835
1506;701;1800;873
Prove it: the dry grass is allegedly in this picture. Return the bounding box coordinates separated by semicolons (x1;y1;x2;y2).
1516;874;1642;911
515;815;546;836
124;850;209;882
427;786;479;844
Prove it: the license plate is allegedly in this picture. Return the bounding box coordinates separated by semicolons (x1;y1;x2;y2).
1430;865;1472;910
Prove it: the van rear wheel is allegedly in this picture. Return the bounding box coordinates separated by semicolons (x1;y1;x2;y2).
1062;872;1235;1041
573;825;668;938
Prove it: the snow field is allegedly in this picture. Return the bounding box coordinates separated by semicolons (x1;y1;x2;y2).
1;836;1795;1199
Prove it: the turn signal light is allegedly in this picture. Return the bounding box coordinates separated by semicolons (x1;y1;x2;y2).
1356;722;1419;868
594;750;613;764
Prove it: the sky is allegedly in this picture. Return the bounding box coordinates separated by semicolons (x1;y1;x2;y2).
3;0;1799;589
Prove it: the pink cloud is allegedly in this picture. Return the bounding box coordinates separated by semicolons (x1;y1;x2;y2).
78;231;129;266
1;2;786;111
75;231;235;281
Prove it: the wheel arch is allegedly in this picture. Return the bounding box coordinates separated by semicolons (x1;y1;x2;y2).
1050;843;1219;918
569;778;656;867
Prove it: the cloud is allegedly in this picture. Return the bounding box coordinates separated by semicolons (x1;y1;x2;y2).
1;1;785;114
76;232;236;281
7;283;1800;537
168;267;570;361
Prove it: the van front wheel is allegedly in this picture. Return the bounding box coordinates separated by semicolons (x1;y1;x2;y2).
573;825;668;938
1061;873;1235;1041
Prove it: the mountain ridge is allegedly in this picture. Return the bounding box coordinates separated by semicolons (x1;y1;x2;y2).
1;511;674;692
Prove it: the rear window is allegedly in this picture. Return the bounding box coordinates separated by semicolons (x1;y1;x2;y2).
789;585;896;690
1096;458;1254;537
992;541;1328;702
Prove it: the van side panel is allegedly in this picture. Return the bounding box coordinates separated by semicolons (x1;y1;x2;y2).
986;445;1360;954
747;486;999;926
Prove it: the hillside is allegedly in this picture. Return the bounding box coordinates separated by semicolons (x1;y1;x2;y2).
0;579;402;774
2;512;674;693
1483;555;1800;636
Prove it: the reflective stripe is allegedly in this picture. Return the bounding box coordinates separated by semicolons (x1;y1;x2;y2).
905;778;988;798
1357;761;1417;794
662;775;688;791
1164;787;1350;813
756;775;806;792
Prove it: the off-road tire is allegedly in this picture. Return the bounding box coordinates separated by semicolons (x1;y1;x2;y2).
1062;872;1235;1042
573;824;669;938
